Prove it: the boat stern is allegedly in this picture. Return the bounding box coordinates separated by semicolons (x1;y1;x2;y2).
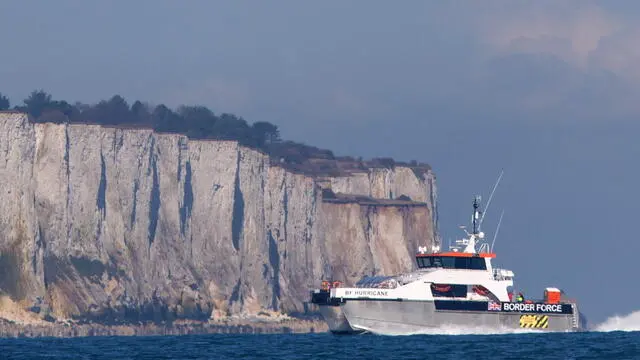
310;286;363;334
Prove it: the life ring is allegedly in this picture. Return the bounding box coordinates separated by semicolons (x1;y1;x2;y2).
473;285;489;296
431;284;451;292
333;281;342;288
321;281;330;291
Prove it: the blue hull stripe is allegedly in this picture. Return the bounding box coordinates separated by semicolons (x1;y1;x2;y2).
434;300;574;314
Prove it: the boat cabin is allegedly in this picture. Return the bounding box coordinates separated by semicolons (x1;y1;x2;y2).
415;252;495;271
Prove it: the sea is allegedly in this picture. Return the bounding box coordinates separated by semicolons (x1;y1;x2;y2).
1;311;640;360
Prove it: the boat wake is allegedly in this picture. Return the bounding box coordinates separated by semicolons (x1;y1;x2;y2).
593;310;640;332
357;323;545;336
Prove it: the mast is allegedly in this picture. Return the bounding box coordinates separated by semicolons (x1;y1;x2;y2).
428;170;503;255
462;195;484;253
472;195;482;235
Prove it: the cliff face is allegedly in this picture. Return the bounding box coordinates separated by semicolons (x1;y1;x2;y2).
0;112;437;323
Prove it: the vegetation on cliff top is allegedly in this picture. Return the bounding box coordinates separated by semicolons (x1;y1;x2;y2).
0;90;429;176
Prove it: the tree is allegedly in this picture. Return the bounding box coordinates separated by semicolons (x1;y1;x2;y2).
151;104;180;133
177;105;216;138
93;95;131;125
31;100;76;124
0;93;9;110
70;102;93;123
38;109;68;124
23;90;52;117
131;100;151;126
213;113;251;143
252;121;281;147
49;100;75;117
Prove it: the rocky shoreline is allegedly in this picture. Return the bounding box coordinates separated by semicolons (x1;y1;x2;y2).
0;317;329;338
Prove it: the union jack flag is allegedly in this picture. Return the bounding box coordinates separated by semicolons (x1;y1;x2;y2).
488;301;501;311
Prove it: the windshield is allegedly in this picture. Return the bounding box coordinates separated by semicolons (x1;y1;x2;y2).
355;275;399;289
416;256;487;270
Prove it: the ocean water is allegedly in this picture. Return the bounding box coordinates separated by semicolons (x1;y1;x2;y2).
1;331;639;360
2;311;640;360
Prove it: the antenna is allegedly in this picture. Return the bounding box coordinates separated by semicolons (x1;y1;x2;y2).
479;169;504;229
490;209;505;253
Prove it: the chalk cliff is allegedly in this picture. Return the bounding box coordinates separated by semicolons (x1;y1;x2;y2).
0;112;438;323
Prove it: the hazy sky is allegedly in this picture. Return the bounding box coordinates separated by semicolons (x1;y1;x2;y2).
2;0;639;324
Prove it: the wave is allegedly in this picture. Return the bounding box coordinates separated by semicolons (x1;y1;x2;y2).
593;310;640;332
357;323;544;336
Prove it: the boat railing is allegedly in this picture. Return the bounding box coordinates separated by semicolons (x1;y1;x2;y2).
508;297;577;304
492;267;514;281
355;275;399;289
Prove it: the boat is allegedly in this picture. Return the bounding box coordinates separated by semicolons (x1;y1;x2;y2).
310;192;587;335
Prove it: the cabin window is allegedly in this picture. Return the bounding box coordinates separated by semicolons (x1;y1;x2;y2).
471;285;500;302
470;258;487;270
430;284;467;298
441;257;456;268
454;257;468;269
417;256;487;270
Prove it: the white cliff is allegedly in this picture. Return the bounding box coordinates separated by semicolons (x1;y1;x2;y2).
0;112;438;322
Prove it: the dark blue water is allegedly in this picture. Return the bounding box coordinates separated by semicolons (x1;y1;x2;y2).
1;331;638;359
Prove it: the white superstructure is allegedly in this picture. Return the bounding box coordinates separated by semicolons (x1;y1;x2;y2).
331;195;515;304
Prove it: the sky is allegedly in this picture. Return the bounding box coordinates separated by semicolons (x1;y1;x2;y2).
1;0;639;325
